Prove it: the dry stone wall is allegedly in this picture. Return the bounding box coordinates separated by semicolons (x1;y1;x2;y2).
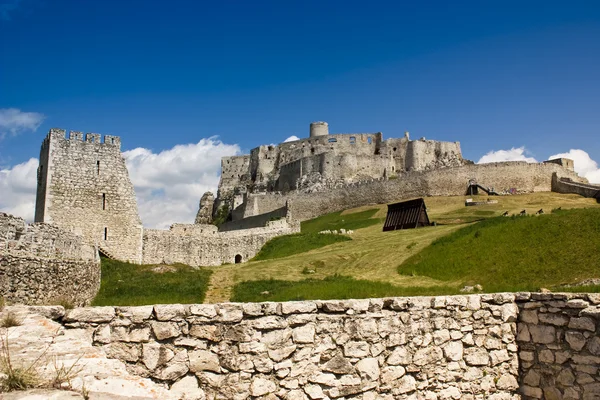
61;294;522;400
243;162;585;221
516;292;600;400
0;212;100;306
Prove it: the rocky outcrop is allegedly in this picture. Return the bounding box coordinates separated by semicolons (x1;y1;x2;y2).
194;192;215;225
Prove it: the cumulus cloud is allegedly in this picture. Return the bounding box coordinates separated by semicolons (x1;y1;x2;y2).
284;135;300;143
549;149;600;184
477;147;538;164
123;137;241;229
0;108;45;139
0;158;38;221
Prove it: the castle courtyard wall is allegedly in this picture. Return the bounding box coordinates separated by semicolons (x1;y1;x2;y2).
0;212;100;306
244;161;585;221
142;219;300;266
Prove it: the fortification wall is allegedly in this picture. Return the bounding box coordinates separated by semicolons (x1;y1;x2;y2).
219;205;289;232
0;213;100;306
34;129;143;263
142;220;299;266
406;139;463;171
244;162;584;221
60;294;521;399
220;155;251;195
552;173;600;200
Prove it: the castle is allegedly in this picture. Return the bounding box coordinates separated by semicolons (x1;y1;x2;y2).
30;124;587;269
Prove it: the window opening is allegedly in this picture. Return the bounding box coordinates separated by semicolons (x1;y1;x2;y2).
104;227;108;240
349;137;356;144
368;137;372;144
328;138;337;143
102;193;106;210
96;160;100;174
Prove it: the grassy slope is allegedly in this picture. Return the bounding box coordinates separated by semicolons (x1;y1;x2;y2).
93;258;212;306
252;233;351;261
398;208;600;292
203;192;600;303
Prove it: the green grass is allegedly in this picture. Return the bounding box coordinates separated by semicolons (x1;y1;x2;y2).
398;208;600;292
92;258;212;306
252;233;351;261
230;275;457;302
301;208;382;234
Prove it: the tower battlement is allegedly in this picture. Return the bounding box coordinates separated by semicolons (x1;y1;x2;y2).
45;128;122;149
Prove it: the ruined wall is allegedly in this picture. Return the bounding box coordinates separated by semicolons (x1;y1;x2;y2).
405;139;464;171
0;212;100;306
552;173;599;200
218;205;289;232
244;161;585;221
35;129;143;263
142;219;300;266
516;292;600;399
60;294;521;400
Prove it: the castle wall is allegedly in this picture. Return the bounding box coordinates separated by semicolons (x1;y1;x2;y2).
142;220;300;266
244;162;585;221
551;173;599;200
34;129;143;263
219;205;289;232
0;212;100;306
219;155;251;195
406;139;463;171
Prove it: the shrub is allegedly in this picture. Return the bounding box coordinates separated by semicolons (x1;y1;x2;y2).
0;312;22;328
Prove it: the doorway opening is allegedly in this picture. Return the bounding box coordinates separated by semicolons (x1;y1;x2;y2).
235;254;242;264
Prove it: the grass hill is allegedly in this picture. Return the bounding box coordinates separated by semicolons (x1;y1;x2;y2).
92;192;600;305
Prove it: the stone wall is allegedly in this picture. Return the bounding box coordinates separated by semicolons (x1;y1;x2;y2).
516;292;600;399
552;173;600;201
142;219;300;266
60;294;522;400
219;204;289;232
0;212;100;306
243;161;585;221
35;128;143;263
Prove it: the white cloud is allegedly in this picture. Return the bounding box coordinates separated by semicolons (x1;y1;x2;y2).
123;137;241;229
549;149;600;184
477;147;538;164
0;158;38;221
284;135;300;143
0;108;45;139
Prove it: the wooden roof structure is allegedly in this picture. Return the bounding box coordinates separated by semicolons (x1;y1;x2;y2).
383;198;430;231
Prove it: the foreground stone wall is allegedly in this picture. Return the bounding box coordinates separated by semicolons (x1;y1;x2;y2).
0;212;100;306
142;219;300;266
61;294;521;399
243;161;585;221
552;173;600;201
516;292;600;399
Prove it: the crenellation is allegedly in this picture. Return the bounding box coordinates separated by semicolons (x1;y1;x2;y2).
69;130;84;140
86;132;101;143
104;134;121;148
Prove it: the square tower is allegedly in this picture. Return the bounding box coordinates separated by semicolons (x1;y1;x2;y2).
35;129;143;263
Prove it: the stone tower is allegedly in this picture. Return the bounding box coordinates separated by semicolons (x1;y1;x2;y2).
309;121;329;137
35;128;143;263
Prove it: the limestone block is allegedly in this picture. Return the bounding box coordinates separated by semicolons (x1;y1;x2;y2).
322;355;355;374
380;365;406;384
268;345;297;362
189;350;220;373
155;304;188;321
413;346;443;366
242;302;263;316
189;324;221;341
116;305;154;323
539;313;569;326
142;342;174;370
464;347;489;366
496;374;518;390
304;383;325;399
569;317;596;331
438;386;461;399
356;358;380;381
343;341;370;358
520;310;538;324
557;368;576;387
251;377;277;396
387;347;412;365
287;314;317;326
190;304;218;318
528;324;556;344
262;328;293;347
281;301;318;314
170;375;206;400
293;324;316;343
151;321;181;340
64;307;115;323
566;331;587;351
523;369;541;387
253;316;288;330
216;304;244;322
104;342;140;362
394;375;417;394
155;361;189;381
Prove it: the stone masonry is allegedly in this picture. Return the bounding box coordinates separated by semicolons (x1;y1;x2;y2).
60;294;522;399
35;128;143;263
0;212;100;306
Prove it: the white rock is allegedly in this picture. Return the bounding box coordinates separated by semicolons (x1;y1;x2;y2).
251;377;277;396
293;324;316;344
64;307;115;323
356;358;380;381
189;349;220;373
169;375;206;400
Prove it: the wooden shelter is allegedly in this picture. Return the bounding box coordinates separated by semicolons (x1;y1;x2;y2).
383;198;430;231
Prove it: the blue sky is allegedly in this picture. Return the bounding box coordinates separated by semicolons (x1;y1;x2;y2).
1;0;599;226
